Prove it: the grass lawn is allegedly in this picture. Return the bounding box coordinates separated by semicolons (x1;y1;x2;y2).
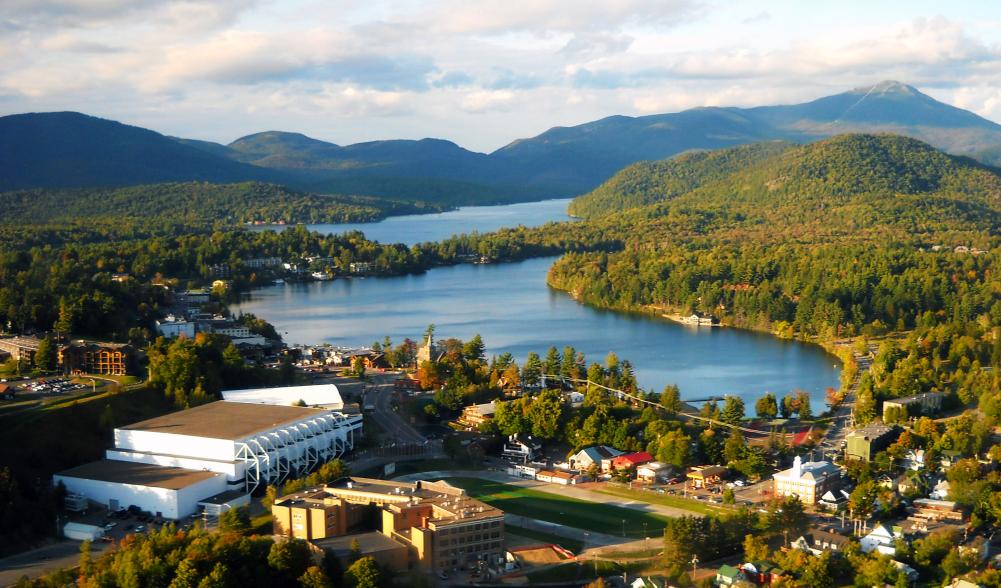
444;477;669;538
506;525;585;553
595;485;729;516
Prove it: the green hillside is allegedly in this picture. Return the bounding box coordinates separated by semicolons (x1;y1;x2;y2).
0;182;443;230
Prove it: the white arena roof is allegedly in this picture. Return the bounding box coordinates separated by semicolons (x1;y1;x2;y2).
221;383;343;409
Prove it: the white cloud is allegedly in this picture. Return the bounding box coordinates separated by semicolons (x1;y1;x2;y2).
2;2;1001;151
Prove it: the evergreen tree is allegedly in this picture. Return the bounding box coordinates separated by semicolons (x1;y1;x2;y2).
659;384;682;416
755;393;778;419
34;335;57;372
343;557;382;588
720;396;745;425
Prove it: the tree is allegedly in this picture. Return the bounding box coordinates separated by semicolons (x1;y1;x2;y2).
795;391;812;420
855;389;877;425
521;352;543;388
54;297;74;339
543;346;561;378
722;487;735;504
720;396;745;425
462;335;485;363
779;394;794;419
660;384;682;415
298;566;334;588
767;496;807;539
268;539;312;578
343;556;382;588
78;540;93;578
351;356;366;380
849;479;878;520
528;389;563;439
34;335;57;372
755;393;778;419
219;505;250;534
724;430;747;464
197;562;231;588
743;533;769;561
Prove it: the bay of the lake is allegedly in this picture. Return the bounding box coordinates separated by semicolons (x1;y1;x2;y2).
234;253;839;406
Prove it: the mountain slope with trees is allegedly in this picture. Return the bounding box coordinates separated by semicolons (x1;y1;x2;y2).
6;82;1001;203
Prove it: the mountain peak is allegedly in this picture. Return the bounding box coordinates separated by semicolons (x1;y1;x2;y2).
853;80;917;95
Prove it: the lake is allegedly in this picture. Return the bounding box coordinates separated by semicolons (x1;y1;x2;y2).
233;255;840;406
254;198;575;246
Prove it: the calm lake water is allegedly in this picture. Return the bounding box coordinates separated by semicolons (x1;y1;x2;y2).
234;255;839;406
254;198;575;246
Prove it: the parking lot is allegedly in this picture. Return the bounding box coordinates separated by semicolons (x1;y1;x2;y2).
68;504;203;543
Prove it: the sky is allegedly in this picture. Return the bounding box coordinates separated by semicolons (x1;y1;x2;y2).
3;0;1001;152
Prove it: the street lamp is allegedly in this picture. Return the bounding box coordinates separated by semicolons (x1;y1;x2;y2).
621;519;625;537
691;554;699;578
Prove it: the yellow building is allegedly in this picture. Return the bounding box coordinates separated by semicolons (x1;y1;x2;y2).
272;477;504;572
772;456;840;504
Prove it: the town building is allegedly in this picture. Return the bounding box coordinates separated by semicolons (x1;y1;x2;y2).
0;335;42;364
791;529;852;555
221;383;345;410
535;470;576;485
59;340;134;375
54;460;227;520
845;424;899;462
771;456;840;504
860;524;905;555
567;446;624;472
611;451;654;472
155;315;196;339
460;402;496;428
501;434;541;463
54;397;361;518
715;564;747;586
636;462;671;483
882;392;943;421
272;478;504;572
687;465;727;489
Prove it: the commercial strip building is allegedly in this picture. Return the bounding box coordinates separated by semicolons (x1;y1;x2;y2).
55;391;362;520
272;478;505;572
772;456;840;504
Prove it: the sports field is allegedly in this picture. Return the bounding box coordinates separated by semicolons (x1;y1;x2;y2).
444;477;668;537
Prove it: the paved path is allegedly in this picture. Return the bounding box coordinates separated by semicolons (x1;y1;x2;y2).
392;469;707;519
0;540;110;587
363;372;426;444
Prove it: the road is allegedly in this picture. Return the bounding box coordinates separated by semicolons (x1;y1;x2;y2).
817;347;873;458
0;540;111;587
363;372;426;444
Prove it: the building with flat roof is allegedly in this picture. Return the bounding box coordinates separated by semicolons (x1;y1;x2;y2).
0;336;41;364
272;478;504;572
55;400;362;520
53;460;226;520
222;383;344;410
846;424;899;462
882;392;943;422
772;456;840;504
113;401;360;491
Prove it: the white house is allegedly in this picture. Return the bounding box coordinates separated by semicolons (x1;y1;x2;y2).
502;434;542;463
930;479;951;500
860;524;904;555
636;461;671;482
568;446;624;472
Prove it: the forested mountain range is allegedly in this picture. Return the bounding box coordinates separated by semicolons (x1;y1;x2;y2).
4;81;1001;204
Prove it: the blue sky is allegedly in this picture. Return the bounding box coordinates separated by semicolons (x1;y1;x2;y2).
2;0;1001;151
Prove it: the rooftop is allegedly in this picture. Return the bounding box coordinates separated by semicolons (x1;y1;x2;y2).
847;423;896;439
221;384;343;409
56;459;219;490
274;477;503;526
120;401;328;440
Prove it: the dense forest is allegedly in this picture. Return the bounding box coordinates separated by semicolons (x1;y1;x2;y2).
0;182;447;228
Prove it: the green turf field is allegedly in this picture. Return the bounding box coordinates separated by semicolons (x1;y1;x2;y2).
594;485;728;516
444;477;669;538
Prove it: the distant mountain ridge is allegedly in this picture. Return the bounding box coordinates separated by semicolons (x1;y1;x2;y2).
4;81;1001;202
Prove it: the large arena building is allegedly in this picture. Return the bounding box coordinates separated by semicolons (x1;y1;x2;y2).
55;390;362;520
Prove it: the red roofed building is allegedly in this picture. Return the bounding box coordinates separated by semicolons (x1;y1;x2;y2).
612;451;654;470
